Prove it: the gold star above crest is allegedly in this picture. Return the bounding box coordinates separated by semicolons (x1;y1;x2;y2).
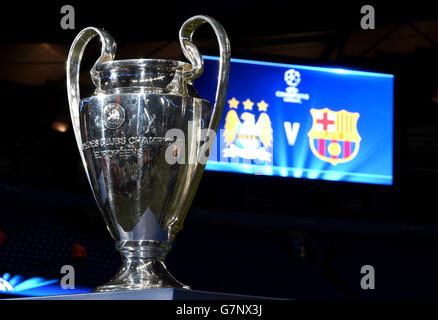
257;100;269;112
228;97;239;109
242;98;254;110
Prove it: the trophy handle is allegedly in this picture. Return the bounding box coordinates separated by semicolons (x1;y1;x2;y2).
179;15;231;141
66;27;116;181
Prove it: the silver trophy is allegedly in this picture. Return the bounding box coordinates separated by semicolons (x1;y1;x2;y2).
66;15;230;292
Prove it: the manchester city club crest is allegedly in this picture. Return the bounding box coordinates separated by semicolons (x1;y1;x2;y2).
103;103;125;130
222;97;273;161
308;108;361;165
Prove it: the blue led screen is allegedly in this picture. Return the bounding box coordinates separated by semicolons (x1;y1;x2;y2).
195;56;393;185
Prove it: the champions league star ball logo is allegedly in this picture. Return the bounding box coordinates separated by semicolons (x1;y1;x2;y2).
275;69;310;103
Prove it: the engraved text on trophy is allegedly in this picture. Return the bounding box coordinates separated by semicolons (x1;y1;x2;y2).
81;135;175;159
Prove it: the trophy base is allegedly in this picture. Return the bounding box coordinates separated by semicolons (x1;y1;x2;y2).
94;258;189;292
94;241;189;292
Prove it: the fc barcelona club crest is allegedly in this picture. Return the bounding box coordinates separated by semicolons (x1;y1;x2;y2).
308;108;361;165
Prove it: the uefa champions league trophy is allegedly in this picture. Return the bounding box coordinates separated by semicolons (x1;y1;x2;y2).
66;15;230;291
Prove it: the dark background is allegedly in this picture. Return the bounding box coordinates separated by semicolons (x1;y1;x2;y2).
0;1;437;299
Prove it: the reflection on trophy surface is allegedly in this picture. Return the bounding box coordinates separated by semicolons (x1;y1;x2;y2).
66;15;230;291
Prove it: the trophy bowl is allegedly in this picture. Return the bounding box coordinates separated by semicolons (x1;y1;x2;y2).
66;15;230;292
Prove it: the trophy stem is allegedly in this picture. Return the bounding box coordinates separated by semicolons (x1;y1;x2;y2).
94;240;189;292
